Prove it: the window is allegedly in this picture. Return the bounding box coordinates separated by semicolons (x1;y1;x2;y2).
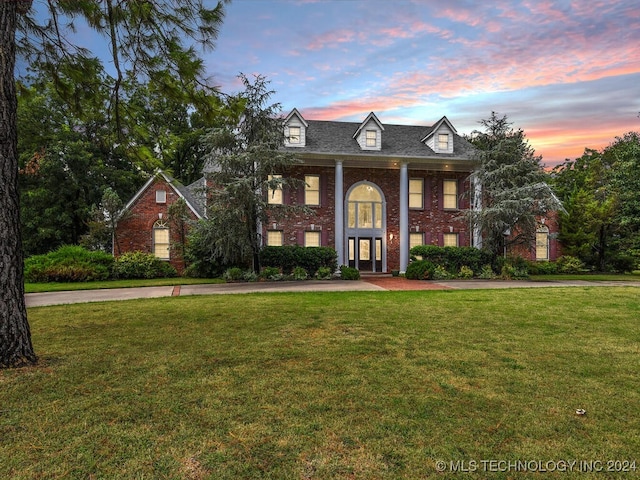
288;126;300;144
156;190;166;204
410;232;424;249
366;130;377;147
409;178;424;209
348;184;383;229
443;179;458;209
443;233;458;247
267;174;283;205
305;175;320;205
266;230;283;246
536;226;549;260
153;220;170;260
438;133;449;150
305;231;321;247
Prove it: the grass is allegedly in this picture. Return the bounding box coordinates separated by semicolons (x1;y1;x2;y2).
24;276;224;293
530;272;640;282
2;288;640;479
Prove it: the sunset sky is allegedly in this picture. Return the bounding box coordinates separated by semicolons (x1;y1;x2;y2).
207;0;640;168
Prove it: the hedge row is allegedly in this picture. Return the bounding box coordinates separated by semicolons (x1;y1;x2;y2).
25;246;177;283
409;245;493;274
260;246;338;277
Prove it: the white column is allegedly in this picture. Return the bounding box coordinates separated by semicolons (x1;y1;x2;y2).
472;172;482;249
334;161;344;267
399;163;409;272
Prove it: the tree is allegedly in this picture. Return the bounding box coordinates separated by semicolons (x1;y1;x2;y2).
2;0;230;368
1;1;36;367
191;74;307;272
552;149;619;270
466;112;561;260
552;132;640;271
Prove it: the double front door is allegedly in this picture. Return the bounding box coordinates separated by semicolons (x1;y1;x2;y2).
348;236;382;272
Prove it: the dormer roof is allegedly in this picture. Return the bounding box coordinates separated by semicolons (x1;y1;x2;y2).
420;116;457;143
352;111;385;139
284;108;308;128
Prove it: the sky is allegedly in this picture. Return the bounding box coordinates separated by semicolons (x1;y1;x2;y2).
205;0;640;168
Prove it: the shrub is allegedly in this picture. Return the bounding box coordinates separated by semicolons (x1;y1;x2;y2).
527;261;558;275
260;246;337;277
557;255;585;274
432;264;454;280
25;245;114;283
112;251;177;279
458;265;474;279
477;264;496;279
260;266;281;280
339;265;360;280
292;266;309;280
223;267;244;282
409;245;492;274
609;254;636;273
243;270;259;282
315;266;333;280
405;260;435;280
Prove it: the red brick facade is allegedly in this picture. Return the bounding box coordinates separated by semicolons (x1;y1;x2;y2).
115;176;200;273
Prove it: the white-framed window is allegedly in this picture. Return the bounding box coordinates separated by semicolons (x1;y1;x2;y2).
409;178;424;209
443;232;458;247
409;232;424;250
288;126;300;144
305;231;321;247
305;175;320;206
156;190;167;204
153;219;170;260
536;226;550;260
438;133;449;151
443;179;458;209
267;174;283;205
266;230;283;246
366;130;377;147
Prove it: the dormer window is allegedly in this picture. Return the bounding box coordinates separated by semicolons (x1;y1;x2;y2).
289;126;301;144
366;130;377;147
438;134;449;151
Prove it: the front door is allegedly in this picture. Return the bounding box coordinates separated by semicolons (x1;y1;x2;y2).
345;182;387;272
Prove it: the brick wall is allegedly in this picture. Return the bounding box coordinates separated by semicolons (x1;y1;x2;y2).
115;178;198;273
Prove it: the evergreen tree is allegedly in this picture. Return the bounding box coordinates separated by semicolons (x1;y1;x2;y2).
466;112;561;260
190;74;308;273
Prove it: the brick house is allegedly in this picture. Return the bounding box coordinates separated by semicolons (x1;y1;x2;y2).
115;171;205;273
116;110;561;273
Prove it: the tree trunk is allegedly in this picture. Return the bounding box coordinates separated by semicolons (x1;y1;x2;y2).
1;1;37;368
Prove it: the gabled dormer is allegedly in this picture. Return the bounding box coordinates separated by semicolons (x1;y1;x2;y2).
421;116;457;154
284;108;308;147
353;112;384;151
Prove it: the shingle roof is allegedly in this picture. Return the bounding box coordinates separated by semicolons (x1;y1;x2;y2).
288;119;475;159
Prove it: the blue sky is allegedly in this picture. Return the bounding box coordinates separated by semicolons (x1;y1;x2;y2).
206;0;640;168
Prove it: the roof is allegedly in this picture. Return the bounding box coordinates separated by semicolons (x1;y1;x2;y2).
119;170;205;220
287;119;476;159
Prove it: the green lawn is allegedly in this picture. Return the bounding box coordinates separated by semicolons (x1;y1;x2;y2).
24;276;224;293
2;288;639;479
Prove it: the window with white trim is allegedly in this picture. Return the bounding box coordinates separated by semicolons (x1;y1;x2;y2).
156;190;167;204
288;126;300;144
536;226;550;260
438;133;449;150
409;232;424;249
443;232;458;247
409;178;424;209
305;175;320;206
267;174;283;205
266;230;283;246
443;179;458;209
366;130;377;147
153;220;170;260
305;231;321;247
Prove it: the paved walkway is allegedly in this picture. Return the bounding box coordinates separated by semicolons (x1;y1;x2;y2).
24;277;640;307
